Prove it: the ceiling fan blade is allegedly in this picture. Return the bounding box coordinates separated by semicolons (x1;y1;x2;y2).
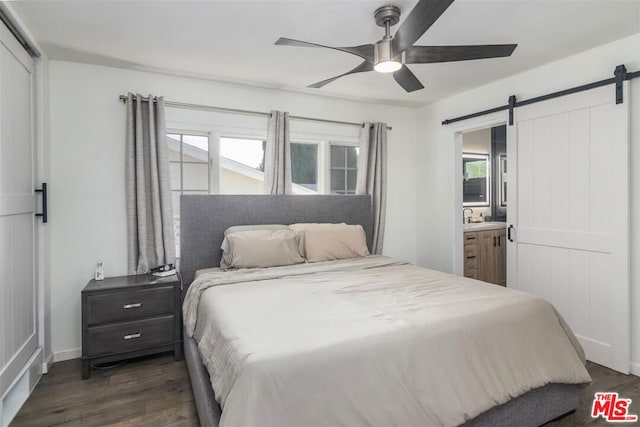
391;0;455;56
405;44;517;63
276;37;374;62
308;61;374;89
393;65;424;92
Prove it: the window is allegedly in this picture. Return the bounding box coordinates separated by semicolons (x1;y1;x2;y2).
330;145;358;194
167;132;211;255
291;142;318;191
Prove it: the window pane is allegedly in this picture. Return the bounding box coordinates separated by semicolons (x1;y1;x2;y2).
291;143;318;191
221;137;265;171
182;163;209;191
220;167;263;195
347;169;357;192
171;191;181;217
330;146;345;168
182;134;208;152
182;139;208;162
167;135;182;161
169;163;181;190
330;169;345;193
346;147;358;168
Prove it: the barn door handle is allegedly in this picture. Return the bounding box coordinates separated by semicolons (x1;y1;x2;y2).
35;182;48;223
508;225;514;242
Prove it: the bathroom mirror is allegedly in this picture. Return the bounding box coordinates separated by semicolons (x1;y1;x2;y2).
463;153;490;206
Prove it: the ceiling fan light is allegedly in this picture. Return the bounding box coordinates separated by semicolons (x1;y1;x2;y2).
374;38;402;73
374;60;402;73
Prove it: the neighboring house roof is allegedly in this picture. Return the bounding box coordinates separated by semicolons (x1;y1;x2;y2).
168;136;316;195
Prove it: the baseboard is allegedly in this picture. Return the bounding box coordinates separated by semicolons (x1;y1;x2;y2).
52;348;81;363
630;362;640;377
42;352;54;374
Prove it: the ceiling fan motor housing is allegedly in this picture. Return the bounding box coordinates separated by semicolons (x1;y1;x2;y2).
374;5;401;28
374;39;404;71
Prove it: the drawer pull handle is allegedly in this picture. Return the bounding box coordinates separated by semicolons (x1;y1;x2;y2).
466;256;476;259
466;236;476;240
123;333;141;340
123;303;142;309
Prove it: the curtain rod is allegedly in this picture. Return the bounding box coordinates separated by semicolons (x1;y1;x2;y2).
118;95;392;131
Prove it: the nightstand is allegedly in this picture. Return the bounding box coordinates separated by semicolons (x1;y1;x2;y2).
81;273;182;379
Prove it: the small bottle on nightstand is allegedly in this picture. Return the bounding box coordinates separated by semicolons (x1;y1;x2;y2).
95;261;104;281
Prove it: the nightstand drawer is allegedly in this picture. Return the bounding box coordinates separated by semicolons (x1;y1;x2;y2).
86;286;175;325
85;315;175;357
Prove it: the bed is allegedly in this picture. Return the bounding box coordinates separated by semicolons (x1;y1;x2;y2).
179;195;590;427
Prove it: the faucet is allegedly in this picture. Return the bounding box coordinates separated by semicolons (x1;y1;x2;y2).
463;208;474;224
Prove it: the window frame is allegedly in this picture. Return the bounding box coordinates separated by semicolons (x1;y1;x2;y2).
168;122;360;197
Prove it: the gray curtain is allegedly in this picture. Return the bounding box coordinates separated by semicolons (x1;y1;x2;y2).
264;111;292;194
125;93;175;274
356;122;387;254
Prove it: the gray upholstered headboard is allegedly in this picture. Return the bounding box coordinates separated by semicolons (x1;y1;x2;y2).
179;195;373;287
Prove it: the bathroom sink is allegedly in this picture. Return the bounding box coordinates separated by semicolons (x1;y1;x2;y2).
463;221;507;232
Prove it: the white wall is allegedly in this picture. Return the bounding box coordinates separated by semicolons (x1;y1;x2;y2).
415;33;640;370
47;60;417;360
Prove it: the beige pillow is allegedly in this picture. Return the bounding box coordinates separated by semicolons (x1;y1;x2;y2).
300;224;370;263
289;223;346;257
220;224;288;268
223;229;304;269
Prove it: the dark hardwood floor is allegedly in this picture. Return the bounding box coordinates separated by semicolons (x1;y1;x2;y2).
11;355;640;426
11;354;197;427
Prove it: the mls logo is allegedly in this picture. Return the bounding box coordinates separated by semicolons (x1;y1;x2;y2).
591;392;638;422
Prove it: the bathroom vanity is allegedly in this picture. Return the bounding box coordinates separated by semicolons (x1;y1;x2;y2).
463;222;507;286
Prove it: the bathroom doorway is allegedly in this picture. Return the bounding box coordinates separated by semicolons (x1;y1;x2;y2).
461;125;507;286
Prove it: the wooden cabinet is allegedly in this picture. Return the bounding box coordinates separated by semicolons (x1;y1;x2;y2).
463;228;506;286
81;274;182;379
463;232;478;279
494;229;507;286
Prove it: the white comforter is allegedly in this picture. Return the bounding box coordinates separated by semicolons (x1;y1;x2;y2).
183;256;591;427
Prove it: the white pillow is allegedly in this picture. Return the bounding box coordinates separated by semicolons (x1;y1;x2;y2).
222;229;304;269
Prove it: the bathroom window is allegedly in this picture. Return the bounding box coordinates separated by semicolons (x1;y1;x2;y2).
463;153;490;206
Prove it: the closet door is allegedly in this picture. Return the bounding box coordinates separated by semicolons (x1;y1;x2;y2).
0;21;37;402
507;83;629;373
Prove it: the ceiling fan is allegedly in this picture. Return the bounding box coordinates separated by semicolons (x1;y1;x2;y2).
275;0;517;92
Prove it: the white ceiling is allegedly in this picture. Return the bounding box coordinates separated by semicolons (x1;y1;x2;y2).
9;0;640;107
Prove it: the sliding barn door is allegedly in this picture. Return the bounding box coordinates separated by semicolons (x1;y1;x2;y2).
507;83;630;373
0;19;38;410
